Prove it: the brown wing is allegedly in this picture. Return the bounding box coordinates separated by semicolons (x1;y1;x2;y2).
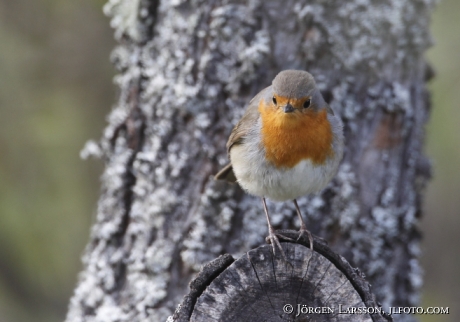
226;86;270;152
215;86;270;182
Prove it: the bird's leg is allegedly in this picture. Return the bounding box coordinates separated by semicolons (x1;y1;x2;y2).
293;199;314;250
262;198;287;260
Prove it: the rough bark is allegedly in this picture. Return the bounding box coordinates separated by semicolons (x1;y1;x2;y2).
67;1;434;322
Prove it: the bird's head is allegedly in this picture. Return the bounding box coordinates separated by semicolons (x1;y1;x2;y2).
267;70;328;124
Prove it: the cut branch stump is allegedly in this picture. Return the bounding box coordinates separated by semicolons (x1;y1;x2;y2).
170;230;392;322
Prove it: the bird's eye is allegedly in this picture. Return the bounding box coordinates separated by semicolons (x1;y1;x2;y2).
272;96;277;105
303;99;311;108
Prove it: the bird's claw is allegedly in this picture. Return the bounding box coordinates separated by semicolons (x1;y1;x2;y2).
265;230;288;261
297;227;314;251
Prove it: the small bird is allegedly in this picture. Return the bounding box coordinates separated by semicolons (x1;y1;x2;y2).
215;70;344;256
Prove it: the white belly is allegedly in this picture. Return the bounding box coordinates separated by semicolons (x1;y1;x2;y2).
230;143;340;202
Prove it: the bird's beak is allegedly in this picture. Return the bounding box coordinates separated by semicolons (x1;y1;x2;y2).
284;103;295;113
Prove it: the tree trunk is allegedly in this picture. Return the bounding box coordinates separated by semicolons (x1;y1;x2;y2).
67;1;434;322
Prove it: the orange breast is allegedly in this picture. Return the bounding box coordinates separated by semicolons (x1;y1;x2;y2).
259;101;334;168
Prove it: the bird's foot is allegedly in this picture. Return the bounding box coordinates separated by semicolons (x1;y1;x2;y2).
265;228;291;261
297;226;314;251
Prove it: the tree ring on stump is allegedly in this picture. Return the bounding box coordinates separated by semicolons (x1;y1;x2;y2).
171;230;391;322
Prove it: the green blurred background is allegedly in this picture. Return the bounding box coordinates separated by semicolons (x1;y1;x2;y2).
0;0;458;321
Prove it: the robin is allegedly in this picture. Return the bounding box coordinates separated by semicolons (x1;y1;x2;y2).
215;70;344;257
